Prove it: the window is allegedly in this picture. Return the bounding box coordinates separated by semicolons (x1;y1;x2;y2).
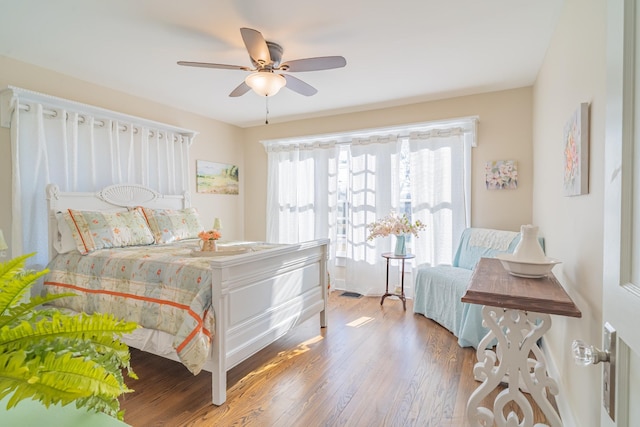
336;138;416;257
398;138;414;247
336;147;349;256
263;117;477;296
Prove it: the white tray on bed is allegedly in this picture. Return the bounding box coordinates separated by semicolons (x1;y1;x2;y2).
190;248;251;257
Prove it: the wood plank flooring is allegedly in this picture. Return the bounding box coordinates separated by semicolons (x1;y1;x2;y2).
119;292;557;426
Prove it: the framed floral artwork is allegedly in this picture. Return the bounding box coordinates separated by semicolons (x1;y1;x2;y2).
563;102;589;196
196;160;239;195
485;160;518;190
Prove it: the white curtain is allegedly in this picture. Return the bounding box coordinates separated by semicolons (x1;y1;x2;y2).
409;129;471;268
343;136;401;296
265;141;339;255
264;119;475;298
9;97;193;292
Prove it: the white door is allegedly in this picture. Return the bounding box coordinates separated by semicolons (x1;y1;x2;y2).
603;1;640;426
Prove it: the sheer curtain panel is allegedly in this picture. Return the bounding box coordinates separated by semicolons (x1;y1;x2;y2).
344;136;401;296
409;129;471;268
265;141;339;251
1;86;196;295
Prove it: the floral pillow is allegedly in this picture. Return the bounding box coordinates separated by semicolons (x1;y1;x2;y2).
139;207;204;244
62;208;156;255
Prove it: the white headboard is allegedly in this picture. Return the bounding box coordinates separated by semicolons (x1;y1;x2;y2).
46;183;190;260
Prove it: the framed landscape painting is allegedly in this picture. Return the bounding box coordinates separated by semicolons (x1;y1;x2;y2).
196;160;239;195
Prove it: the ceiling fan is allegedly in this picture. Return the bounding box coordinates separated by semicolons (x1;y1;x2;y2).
178;27;346;98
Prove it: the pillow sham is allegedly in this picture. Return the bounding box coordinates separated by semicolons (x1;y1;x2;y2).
53;211;78;254
139;207;203;244
63;208;155;255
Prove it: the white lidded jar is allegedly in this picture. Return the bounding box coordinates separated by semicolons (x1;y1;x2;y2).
513;224;547;262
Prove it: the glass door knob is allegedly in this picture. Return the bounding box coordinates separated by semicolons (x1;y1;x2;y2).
571;339;610;366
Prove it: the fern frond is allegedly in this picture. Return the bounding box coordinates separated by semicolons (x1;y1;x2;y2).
0;293;75;329
75;394;124;419
0;253;34;281
0;351;86;404
0;255;137;419
0;351;132;416
0;254;48;317
39;352;130;396
0;311;137;353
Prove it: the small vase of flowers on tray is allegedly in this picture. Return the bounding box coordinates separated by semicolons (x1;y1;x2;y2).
198;229;221;252
367;212;426;256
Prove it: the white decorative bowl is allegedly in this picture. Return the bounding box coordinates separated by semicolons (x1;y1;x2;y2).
495;253;562;278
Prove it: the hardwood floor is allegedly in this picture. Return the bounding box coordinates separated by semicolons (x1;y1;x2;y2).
119;292;556;426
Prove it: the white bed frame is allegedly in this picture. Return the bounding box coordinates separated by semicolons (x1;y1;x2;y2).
45;183;328;405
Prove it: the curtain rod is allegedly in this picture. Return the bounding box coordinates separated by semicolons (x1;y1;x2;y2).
261;116;479;150
261;116;478;146
0;86;198;142
16;103;187;141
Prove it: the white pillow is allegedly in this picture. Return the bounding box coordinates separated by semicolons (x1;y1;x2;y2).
53;212;78;254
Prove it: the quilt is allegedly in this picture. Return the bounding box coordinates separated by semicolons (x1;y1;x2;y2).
44;240;216;374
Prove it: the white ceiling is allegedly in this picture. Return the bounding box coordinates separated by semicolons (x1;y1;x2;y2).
0;0;564;128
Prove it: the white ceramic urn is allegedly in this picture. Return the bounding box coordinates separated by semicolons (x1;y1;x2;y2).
513;224;547;262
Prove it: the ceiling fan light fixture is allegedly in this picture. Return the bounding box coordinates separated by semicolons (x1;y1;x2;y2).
245;72;286;97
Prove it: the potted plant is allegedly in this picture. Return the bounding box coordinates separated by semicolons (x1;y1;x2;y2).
0;253;137;420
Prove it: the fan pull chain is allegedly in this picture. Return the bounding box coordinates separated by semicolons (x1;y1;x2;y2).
265;96;269;125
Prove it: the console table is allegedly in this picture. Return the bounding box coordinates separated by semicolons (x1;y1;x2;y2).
461;257;581;427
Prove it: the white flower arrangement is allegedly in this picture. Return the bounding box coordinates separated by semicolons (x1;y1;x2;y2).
367;212;426;241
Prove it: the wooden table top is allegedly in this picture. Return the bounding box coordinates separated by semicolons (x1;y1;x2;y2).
461;257;582;318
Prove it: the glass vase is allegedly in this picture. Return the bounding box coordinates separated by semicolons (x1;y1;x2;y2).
394;234;407;256
200;239;217;252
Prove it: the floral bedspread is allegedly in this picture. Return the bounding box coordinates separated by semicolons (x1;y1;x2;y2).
43;240;216;374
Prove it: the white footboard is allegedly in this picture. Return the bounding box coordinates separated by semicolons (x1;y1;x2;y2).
208;239;329;405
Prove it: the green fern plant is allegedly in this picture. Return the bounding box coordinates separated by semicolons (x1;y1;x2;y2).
0;253;138;420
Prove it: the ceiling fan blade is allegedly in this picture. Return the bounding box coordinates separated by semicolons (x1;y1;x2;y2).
283;75;318;96
229;81;251;97
280;56;346;72
240;27;271;66
177;61;250;71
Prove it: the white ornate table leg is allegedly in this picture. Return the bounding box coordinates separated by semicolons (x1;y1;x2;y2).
466;306;562;427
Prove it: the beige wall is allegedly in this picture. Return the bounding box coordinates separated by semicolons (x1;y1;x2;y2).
0;56;245;252
532;0;606;425
0;6;609;421
243;87;534;241
0;57;536;248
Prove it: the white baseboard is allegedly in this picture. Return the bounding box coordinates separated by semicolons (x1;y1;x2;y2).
541;339;577;427
332;278;346;290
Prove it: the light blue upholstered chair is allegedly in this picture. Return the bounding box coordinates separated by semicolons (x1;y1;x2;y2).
413;228;544;349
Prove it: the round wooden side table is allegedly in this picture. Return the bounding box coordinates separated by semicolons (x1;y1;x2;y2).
380;252;415;311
